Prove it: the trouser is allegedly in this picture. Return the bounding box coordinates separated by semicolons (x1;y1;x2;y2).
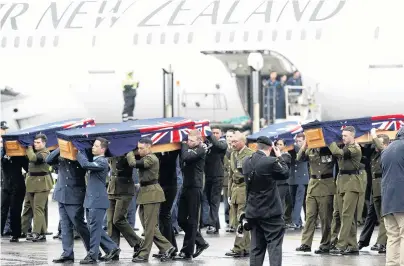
21;195;49;234
86;208;118;260
231;202;250;253
200;190;209;227
138;203;172;259
159;186;178;250
336;191;359;250
359;195;387;245
178;187;207;256
107;195;142;247
330;194;340;245
204;176;223;230
122;93;136;121
2;187;25;237
59;203;91;258
300;194;334;249
21;191;49;234
277;184;291;224
357;171;368;224
384;213;404;266
250;216;285;266
171;184;182;231
1;190;11;235
127;191;138;228
290;184;308;226
223;186;230;224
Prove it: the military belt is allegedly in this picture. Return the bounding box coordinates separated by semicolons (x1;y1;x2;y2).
339;170;360;175
374;173;382;179
233;178;245;185
310;173;333;179
140;179;158;187
29;172;48;176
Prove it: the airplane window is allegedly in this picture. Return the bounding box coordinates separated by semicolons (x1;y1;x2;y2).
147;33;152;44
215;32;221;43
187;32;194;44
40;36;46;47
272;31;278;41
174;32;179;44
286;30;292;40
257;30;263;42
1;37;6;48
27;36;33;48
160;33;166;44
229;31;235;42
53;36;59;47
243;31;249;42
14;37;20;48
300;30;306;40
374;27;379;40
315;29;322;40
133;34;138;45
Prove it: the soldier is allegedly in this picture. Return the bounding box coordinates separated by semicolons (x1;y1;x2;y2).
122;71;139;122
204;126;227;234
46;148;92;263
242;136;290;266
127;137;175;262
106;155;144;260
1;124;29;242
358;129;389;253
175;130;209;260
224;130;235;232
76;138;121;264
295;141;336;254
328;126;363;255
20;134;52;242
225;131;254;258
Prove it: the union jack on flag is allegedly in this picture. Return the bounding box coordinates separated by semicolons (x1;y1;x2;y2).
371;114;404;131
194;120;212;137
65;118;96;129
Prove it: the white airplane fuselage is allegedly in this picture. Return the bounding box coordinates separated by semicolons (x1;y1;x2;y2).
1;0;403;131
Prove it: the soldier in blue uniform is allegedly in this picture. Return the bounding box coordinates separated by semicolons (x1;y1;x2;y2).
76;138;121;264
46;148;92;263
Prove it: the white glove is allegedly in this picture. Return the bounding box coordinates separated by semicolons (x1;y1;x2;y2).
228;197;231;205
370;128;377;138
201;143;209;152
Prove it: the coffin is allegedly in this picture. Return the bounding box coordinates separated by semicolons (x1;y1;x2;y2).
247;121;303;151
302;114;404;148
2;118;95;157
56;117;211;160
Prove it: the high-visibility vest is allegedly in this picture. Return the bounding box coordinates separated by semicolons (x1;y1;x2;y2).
122;74;139;90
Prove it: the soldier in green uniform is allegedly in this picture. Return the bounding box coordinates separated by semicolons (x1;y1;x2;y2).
356;163;367;225
223;130;235;232
328;126;363;255
358;129;389;252
127;137;175;263
106;155;144;259
295;140;336;254
20;134;53;242
225;131;254;258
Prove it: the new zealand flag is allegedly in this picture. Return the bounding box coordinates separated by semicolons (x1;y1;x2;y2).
247;121;303;146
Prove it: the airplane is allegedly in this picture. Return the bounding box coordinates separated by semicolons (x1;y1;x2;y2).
1;0;403;132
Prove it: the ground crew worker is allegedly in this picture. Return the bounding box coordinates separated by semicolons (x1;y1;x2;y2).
107;155;144;259
295;142;336;254
328;126;362;255
127;137;175;262
225;131;254;258
122;71;139;122
20;134;52;242
46;148;92;264
242;136;289;266
224;130;235;232
358;129;389;253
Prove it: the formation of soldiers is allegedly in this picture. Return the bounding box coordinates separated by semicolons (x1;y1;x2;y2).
1;120;390;264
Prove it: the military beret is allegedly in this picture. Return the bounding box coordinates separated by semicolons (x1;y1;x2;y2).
256;136;272;146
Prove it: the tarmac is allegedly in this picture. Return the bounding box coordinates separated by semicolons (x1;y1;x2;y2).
0;195;387;266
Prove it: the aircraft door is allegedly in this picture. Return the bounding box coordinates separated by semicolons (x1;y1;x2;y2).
162;67;174;118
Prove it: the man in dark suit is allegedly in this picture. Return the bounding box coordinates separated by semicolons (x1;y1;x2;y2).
76;137;120;264
242;136;289;266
